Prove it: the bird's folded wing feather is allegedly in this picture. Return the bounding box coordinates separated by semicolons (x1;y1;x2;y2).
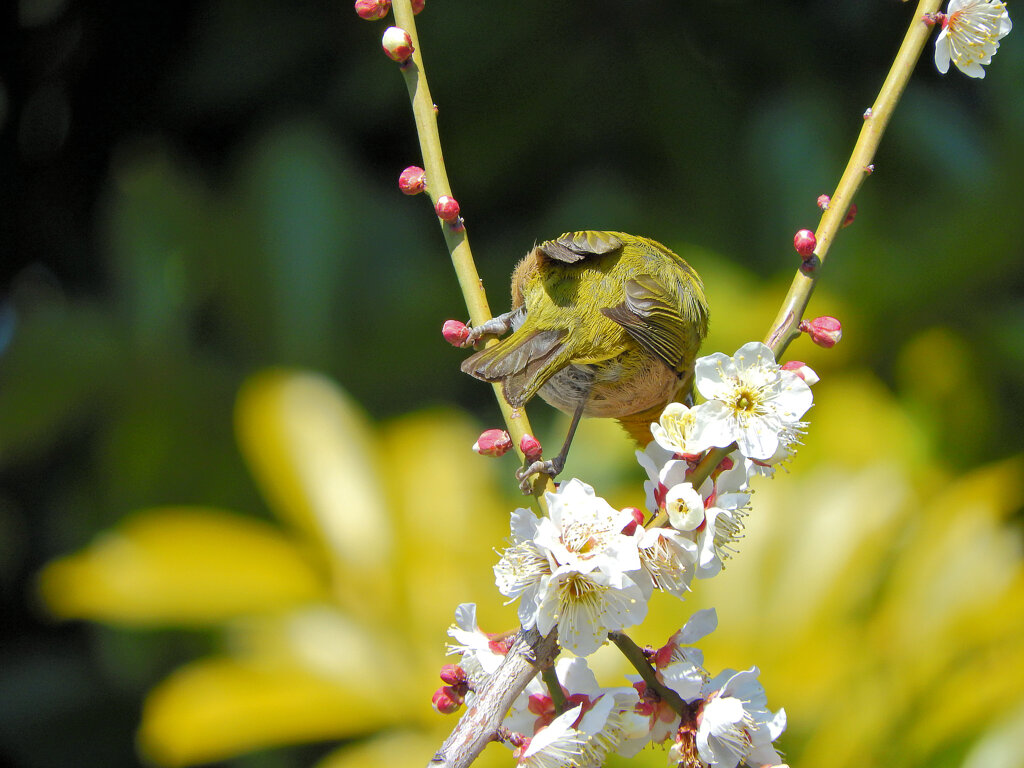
537;231;623;263
600;275;691;371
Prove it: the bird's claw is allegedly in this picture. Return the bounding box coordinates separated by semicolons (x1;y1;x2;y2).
515;457;565;494
463;327;486;347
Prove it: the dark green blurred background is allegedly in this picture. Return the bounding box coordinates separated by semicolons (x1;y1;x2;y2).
2;1;1022;766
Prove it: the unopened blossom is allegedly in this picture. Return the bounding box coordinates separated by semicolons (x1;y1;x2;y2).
934;0;1012;78
692;342;812;462
381;26;414;62
781;360;819;386
792;229;816;258
696;667;787;768
494;479;649;656
473;428;512;457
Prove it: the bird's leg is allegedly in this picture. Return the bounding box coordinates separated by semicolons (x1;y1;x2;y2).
515;396;588;495
464;307;525;347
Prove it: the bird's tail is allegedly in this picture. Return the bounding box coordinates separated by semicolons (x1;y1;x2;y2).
460;328;568;408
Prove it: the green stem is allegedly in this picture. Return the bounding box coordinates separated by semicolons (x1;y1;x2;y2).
764;0;942;357
391;0;553;499
540;666;568;713
608;631;688;718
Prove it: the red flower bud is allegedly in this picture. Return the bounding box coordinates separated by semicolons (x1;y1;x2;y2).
816;194;831;211
439;664;467;686
781;360;820;385
411;0;426;13
434;195;461;222
519;434;543;462
354;0;390;21
473;428;512;457
842;203;858;228
432;686;463;714
398;165;426;195
793;229;817;259
442;319;470;347
799;316;843;348
381;26;414;62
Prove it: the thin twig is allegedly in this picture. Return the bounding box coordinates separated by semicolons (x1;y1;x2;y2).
764;0;943;357
391;0;554;499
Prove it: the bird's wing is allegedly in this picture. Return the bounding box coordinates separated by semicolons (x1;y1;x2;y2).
460;328;569;408
537;231;623;264
600;274;695;372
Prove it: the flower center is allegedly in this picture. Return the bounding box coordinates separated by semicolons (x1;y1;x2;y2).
732;388;759;413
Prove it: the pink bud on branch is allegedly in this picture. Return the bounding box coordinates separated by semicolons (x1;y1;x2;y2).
434;195;461;221
781;360;820;385
439;664;467;686
411;0;426;13
381;26;414;62
816;194;831;211
354;0;390;21
432;686;463;714
793;229;817;259
799;316;843;348
442;319;470;347
519;434;543;463
398;165;426;195
473;429;512;457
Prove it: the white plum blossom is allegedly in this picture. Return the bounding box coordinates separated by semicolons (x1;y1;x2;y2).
636;441;691;513
493;508;552;628
513;704;585;768
655;609;718;703
934;0;1012;78
494;479;649;656
504;656;602;736
651;401;718;457
505;657;645;765
637;442;753;581
659;474;749;579
637;526;698;596
692;342;812;462
695;667;787;768
628;610;717;750
445;603;507;680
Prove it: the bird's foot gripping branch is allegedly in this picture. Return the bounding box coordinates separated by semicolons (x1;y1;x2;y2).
358;1;1012;767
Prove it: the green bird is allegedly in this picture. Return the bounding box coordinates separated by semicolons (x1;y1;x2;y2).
460;230;709;491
